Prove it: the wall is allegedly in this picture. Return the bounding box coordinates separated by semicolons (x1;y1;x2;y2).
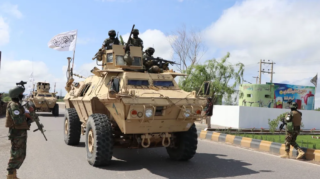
210;105;240;128
211;105;320;129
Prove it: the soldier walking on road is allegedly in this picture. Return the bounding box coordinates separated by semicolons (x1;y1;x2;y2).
5;85;34;179
280;101;305;159
204;97;213;129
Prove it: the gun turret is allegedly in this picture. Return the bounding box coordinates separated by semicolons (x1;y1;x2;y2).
16;81;27;88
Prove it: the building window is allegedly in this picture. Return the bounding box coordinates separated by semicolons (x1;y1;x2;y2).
247;94;252;98
265;94;270;98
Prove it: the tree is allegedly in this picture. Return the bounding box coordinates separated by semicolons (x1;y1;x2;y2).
179;52;245;104
168;25;206;72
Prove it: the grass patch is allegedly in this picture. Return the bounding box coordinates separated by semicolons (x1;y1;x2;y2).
238;134;320;149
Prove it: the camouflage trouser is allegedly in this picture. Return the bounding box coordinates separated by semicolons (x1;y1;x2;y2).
285;131;301;152
7;129;27;172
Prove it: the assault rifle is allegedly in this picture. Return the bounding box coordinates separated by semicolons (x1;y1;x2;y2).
123;24;135;53
16;81;48;141
147;57;180;68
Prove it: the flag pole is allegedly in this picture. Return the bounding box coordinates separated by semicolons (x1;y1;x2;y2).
71;30;78;77
313;73;318;110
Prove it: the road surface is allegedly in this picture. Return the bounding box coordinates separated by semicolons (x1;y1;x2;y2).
0;108;319;179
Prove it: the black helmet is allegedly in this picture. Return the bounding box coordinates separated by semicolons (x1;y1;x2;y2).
108;30;116;37
9;86;25;99
133;29;139;35
207;97;212;101
290;102;298;109
146;47;155;56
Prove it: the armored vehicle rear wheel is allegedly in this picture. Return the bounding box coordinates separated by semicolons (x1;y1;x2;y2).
166;123;198;161
85;113;113;166
52;104;59;116
64;108;81;145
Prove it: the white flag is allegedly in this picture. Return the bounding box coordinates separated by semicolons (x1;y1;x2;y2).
48;30;77;51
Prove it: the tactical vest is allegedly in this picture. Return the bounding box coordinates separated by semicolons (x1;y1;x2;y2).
285;110;302;132
5;101;30;129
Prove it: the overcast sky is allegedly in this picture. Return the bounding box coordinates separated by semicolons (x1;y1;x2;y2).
0;0;319;107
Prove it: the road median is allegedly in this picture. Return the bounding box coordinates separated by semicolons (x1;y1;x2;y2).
198;130;320;162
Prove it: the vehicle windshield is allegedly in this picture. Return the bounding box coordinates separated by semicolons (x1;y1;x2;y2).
153;81;174;87
127;80;149;86
45;95;52;97
38;94;44;97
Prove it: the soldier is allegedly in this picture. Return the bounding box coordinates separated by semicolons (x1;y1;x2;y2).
5;85;34;179
280;101;305;159
130;29;143;50
142;47;156;71
102;30;120;50
204;97;213;129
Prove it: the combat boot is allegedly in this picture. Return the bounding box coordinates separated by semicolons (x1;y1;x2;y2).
296;148;305;159
280;151;289;158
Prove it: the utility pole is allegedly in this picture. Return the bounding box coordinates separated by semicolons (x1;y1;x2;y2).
259;59;262;84
259;59;275;83
253;76;259;84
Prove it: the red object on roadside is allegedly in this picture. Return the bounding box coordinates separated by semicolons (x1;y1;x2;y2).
295;99;302;109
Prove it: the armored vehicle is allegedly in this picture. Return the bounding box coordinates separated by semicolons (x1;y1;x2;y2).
28;82;59;116
63;27;207;167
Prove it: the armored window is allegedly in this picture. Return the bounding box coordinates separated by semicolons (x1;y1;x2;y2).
80;83;92;97
45;95;52;97
38;94;44;97
153;81;174;87
107;53;113;63
132;57;141;66
265;94;270;98
128;80;149;86
116;55;125;66
247;94;252;98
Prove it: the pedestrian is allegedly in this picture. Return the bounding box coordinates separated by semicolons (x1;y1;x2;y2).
5;85;34;179
280;101;305;159
204;97;213;129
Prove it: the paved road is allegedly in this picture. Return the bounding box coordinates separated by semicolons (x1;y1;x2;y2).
1;109;320;179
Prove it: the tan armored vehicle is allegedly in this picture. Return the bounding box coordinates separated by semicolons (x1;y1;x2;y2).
63;35;206;166
28;82;59;116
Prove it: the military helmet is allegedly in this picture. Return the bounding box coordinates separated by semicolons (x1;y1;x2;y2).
108;30;116;37
9;86;25;99
133;29;139;35
290;102;298;109
146;47;155;55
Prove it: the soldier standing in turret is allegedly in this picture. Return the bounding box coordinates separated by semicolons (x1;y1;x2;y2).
102;30;120;50
5;85;34;179
130;29;143;50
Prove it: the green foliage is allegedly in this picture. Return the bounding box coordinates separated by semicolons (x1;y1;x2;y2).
315;107;320;111
268;117;281;134
1;93;10;102
120;35;124;45
178;52;245;105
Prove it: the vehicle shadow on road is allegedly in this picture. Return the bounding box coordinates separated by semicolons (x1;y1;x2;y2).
98;148;266;179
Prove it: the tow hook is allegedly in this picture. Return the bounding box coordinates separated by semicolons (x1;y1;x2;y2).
161;132;171;147
141;134;151;148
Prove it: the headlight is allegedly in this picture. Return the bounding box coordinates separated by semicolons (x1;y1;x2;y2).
145;109;153;118
107;53;113;62
184;109;191;118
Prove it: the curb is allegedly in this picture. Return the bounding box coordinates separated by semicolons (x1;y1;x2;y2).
197;130;320;161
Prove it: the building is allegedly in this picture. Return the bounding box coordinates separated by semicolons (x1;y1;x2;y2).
238;83;315;110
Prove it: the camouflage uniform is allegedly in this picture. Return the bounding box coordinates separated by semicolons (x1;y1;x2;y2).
5;86;32;178
281;102;305;159
102;30;120;50
130;29;143;50
142;47;156;71
204;98;213;129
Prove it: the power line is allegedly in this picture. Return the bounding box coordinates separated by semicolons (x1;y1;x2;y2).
258;59;275;84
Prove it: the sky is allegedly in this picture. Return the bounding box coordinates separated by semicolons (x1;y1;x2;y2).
0;0;320;107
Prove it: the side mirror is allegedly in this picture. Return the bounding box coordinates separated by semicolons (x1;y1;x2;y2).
204;82;210;95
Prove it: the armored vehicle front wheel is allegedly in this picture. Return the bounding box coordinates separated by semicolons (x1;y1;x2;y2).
85;113;113;167
52;104;59;116
64;108;81;145
166;123;198;161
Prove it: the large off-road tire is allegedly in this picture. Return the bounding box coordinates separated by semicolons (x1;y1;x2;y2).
52;104;59;116
64;108;81;145
166;123;198;161
86;113;113;167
